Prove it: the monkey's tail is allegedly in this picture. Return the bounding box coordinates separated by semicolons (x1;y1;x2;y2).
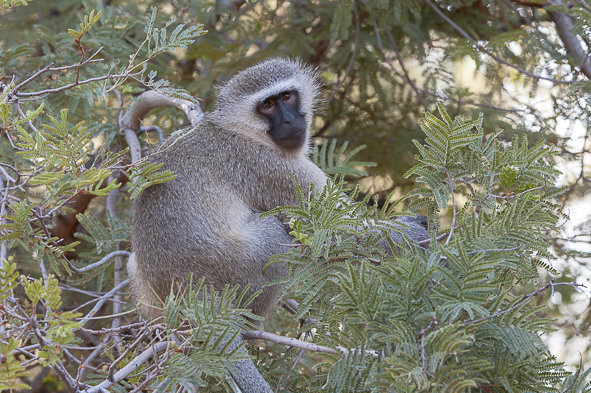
225;336;274;393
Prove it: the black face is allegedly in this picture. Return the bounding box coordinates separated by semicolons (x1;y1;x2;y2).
257;91;307;150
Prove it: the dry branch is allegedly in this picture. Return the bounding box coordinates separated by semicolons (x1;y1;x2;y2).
83;341;174;393
242;330;339;355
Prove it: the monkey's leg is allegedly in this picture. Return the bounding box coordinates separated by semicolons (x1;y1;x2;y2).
129;254;272;392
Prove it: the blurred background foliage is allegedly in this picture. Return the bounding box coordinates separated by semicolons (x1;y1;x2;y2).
1;0;591;389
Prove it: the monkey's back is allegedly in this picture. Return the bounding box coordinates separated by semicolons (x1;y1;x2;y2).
130;114;326;319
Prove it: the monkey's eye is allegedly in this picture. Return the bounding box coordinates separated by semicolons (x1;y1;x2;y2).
259;99;275;115
282;92;291;101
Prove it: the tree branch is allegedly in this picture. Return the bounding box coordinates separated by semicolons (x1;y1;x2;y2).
384;24;428;110
242;330;339;355
78;279;130;327
70;250;131;273
84;341;174;393
119;90;203;132
464;281;584;325
548;0;591;79
327;1;360;103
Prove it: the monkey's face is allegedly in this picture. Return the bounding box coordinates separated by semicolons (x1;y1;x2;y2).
257;90;307;150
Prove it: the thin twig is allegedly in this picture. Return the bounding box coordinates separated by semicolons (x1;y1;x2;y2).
417;232;449;246
14;100;43;139
464;281;584;326
12;48;104;92
384;24;428;110
108;331;148;382
327;1;360;103
489;185;544;199
418;316;437;376
78;322;148;335
16;71;143;98
466;245;521;254
78;279;130;327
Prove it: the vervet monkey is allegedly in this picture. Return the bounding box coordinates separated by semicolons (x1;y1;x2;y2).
128;58;428;392
129;59;327;321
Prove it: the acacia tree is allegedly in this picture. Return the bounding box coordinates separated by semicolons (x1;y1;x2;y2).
0;0;590;392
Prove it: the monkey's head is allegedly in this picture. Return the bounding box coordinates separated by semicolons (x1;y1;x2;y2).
214;58;321;155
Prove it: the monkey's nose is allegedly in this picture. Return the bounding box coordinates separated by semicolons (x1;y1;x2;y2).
283;111;295;124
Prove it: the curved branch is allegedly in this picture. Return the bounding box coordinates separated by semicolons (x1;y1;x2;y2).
119;90;203;131
70;250;131;273
424;0;578;83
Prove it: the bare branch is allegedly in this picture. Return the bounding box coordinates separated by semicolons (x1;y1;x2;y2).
418;316;437;376
107;331;148;382
137;125;164;144
464;281;585;326
118;90;203;165
489;185;544;199
78;279;130;327
84;341;174;393
12;47;104;93
466;245;521;254
124;129;142;165
384;24;428;110
16;71;142;98
106;189;124;355
70;250;131;273
242;330;339;355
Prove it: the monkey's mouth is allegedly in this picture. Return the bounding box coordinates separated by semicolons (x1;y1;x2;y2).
273;128;306;150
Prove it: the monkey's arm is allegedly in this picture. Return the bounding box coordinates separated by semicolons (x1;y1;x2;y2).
241;154;327;213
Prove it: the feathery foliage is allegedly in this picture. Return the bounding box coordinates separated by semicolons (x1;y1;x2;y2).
256;107;584;392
